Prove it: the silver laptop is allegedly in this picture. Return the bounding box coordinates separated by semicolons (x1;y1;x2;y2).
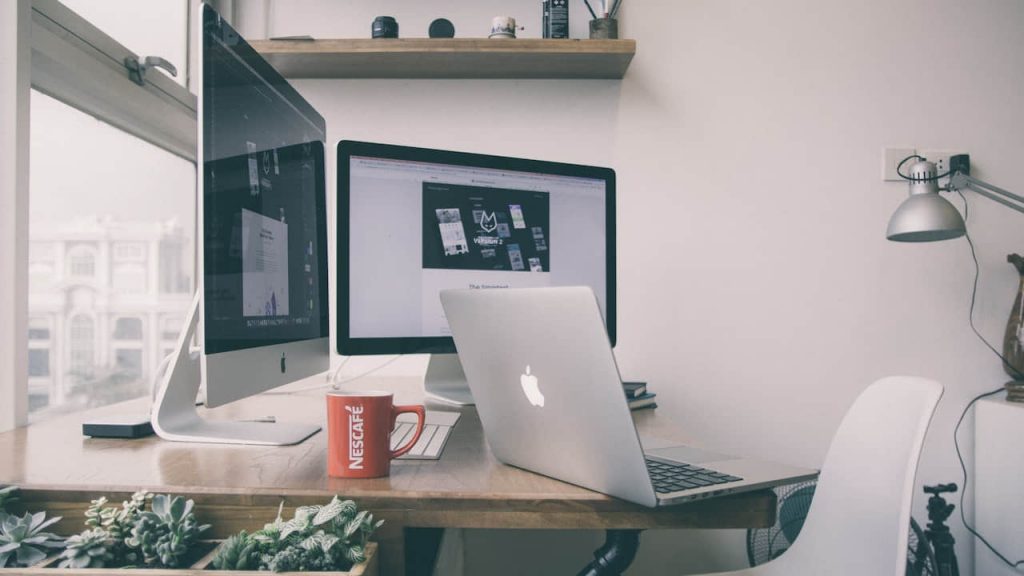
440;286;818;507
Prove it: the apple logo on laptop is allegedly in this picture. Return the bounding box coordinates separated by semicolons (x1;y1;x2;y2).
520;365;545;407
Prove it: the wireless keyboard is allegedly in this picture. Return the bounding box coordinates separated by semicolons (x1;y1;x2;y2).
392;411;461;460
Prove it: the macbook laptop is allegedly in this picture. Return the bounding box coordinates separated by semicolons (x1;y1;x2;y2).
440;286;818;507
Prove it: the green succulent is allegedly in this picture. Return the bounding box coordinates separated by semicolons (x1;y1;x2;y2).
0;486;18;513
82;491;149;565
85;491;150;535
210;531;261;571
126;494;209;568
0;510;64;568
58;528;114;569
265;546;303;573
214;496;381;572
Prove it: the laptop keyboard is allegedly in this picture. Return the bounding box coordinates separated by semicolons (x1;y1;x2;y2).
645;458;743;494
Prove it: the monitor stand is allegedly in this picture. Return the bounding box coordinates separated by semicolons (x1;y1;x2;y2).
150;294;321;446
424;353;475;406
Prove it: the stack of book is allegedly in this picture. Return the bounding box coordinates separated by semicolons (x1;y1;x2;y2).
623;381;656;411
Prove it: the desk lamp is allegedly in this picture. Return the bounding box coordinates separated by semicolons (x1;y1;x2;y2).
886;154;1024;242
886;153;1024;395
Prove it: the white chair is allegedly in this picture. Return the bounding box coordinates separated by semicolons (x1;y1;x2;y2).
695;376;943;576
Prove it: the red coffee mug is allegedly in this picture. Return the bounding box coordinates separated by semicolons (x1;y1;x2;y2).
326;391;426;478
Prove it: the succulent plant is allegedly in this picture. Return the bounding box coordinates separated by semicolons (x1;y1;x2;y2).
58;528;114;569
213;496;381;572
0;510;64;568
0;486;18;514
126;494;209;568
210;531;261;571
81;490;149;565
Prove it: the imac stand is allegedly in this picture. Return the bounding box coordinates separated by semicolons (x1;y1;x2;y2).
424;353;475;406
151;294;321;446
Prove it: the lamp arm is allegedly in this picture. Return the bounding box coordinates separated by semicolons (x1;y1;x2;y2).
949;172;1024;216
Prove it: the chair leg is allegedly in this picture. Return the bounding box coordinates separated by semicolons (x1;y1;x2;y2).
576;529;643;576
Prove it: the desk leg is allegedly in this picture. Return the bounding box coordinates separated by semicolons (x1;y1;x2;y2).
405;527;445;576
576;529;643;576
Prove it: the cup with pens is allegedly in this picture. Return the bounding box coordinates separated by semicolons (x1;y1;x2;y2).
584;0;621;39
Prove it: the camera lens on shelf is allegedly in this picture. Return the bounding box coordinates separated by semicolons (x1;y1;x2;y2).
372;16;398;39
428;18;455;38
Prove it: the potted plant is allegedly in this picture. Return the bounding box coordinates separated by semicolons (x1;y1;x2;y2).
210;496;381;573
0;486;64;569
57;491;212;570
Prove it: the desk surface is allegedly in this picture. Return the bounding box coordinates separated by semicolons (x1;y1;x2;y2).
0;376;782;574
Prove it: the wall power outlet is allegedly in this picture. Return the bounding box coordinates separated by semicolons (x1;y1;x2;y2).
918;149;963;176
882;148;968;181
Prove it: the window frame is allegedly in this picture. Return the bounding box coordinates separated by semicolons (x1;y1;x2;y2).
30;0;197;162
1;0;197;431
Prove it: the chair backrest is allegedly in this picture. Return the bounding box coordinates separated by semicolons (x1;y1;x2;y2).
768;376;943;576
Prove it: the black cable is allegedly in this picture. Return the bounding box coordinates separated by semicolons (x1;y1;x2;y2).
951;191;1024;570
897;154;952;182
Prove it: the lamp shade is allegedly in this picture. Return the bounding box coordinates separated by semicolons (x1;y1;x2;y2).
886;192;966;242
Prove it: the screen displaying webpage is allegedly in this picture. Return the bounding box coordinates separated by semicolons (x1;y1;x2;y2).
202;17;327;355
348;156;608;338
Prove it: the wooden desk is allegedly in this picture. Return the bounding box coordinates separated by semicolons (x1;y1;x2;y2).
0;377;779;575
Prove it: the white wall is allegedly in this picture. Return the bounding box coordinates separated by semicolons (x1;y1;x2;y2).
254;0;1024;573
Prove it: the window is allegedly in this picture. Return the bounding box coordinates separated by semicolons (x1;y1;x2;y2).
67;246;97;279
113;317;144;340
28;92;194;420
113;243;146;261
28;350;50;378
5;1;196;428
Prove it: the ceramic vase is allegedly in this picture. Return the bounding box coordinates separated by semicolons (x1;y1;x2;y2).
1004;254;1024;382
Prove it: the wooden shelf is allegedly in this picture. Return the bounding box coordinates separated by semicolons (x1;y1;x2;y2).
249;38;636;79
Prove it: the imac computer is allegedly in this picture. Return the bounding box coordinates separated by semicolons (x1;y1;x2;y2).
336;141;615;405
151;4;329;445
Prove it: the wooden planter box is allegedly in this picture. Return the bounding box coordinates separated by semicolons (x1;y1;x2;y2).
1;541;378;576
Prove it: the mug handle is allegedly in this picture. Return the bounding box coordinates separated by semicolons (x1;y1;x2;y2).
390;405;426;459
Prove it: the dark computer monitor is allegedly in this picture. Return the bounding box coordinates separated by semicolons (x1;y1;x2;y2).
151;4;329;445
336;141;615;404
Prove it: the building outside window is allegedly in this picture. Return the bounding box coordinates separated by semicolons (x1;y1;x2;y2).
29;216;192;418
24;1;194;422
